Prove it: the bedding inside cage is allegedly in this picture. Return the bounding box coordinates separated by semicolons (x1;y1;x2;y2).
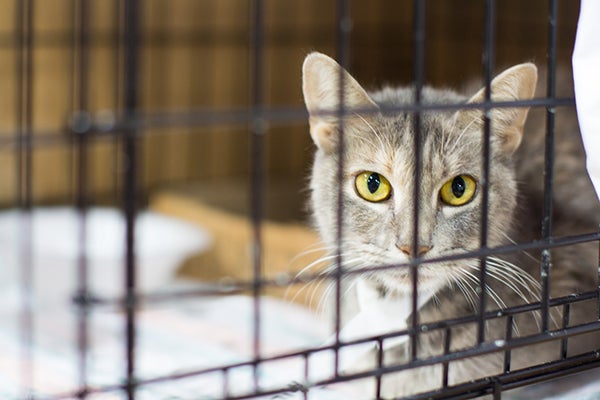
149;177;326;307
0;206;212;307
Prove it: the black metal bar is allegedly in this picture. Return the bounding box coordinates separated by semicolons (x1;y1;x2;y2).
249;0;265;390
0;97;578;147
411;0;426;362
324;326;600;394
492;378;501;400
333;0;351;376
113;0;123;201
303;354;310;400
540;0;558;333
51;291;600;400
61;346;600;400
560;303;571;359
72;0;91;397
18;1;34;232
478;0;496;345
81;231;600;306
16;0;34;397
222;368;230;398
404;352;600;400
504;315;513;373
0;25;362;51
442;327;452;388
122;0;140;398
376;338;384;399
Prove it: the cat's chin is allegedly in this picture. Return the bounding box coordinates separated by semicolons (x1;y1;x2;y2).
366;269;448;298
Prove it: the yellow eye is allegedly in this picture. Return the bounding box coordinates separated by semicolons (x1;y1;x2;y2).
440;175;477;206
355;172;392;202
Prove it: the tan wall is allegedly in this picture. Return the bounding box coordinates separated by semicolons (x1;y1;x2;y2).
0;0;579;207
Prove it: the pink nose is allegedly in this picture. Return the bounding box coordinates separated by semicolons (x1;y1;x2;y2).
398;245;432;257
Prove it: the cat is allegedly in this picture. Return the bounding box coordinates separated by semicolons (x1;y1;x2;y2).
301;52;600;398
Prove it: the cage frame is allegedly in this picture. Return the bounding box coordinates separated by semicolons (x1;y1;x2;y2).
4;0;600;399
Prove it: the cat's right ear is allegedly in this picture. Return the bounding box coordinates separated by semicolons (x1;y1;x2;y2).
456;63;538;155
302;52;379;153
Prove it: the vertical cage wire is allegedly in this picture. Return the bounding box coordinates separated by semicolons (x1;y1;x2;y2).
15;0;35;397
375;338;384;399
540;0;558;333
441;327;452;389
72;0;91;397
503;315;514;373
122;0;141;398
478;0;496;345
333;0;351;376
410;0;426;362
250;0;266;391
112;0;123;200
560;303;571;359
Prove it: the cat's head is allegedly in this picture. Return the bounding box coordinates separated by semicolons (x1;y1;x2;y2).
302;52;537;296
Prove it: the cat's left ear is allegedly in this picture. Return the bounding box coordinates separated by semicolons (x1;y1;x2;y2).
302;52;380;153
457;63;538;155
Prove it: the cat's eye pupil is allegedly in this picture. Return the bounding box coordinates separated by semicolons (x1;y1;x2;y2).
452;176;466;198
367;173;381;194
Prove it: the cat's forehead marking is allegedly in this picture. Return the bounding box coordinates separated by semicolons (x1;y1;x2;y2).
379;114;454;177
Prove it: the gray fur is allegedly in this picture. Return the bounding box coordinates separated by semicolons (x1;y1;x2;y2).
302;53;600;398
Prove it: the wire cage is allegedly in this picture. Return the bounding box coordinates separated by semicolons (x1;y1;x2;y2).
1;0;599;399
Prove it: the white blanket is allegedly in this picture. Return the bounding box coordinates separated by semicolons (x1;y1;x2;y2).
1;208;599;399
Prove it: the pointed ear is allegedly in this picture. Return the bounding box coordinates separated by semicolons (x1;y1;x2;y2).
302;52;379;153
456;63;538;155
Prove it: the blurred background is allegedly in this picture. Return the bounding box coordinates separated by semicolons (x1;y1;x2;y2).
0;0;580;302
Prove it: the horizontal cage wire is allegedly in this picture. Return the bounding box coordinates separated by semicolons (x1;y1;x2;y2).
0;1;599;400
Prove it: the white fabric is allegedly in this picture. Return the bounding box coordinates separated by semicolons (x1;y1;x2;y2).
1;282;600;399
0;207;212;307
328;278;435;363
1;207;600;398
573;0;600;202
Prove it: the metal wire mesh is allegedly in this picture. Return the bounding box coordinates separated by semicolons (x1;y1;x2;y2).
2;0;600;399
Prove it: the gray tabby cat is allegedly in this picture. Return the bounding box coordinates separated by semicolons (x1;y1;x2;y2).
301;52;600;398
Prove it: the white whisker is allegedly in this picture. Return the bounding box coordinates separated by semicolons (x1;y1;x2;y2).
353;112;388;151
447;117;478;153
453;276;478;312
463;258;545;332
460;269;508;310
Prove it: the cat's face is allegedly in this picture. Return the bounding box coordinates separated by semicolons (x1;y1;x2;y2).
302;53;537;296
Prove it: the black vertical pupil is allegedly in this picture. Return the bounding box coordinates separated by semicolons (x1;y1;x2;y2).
452;176;466;198
367;173;381;193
